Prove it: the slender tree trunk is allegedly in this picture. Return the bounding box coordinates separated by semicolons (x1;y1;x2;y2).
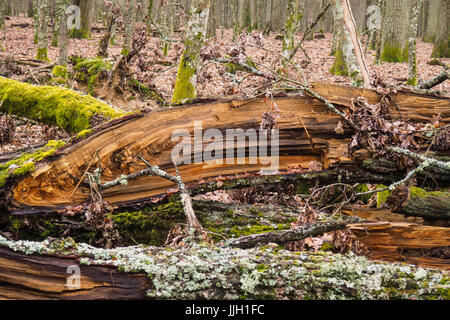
282;0;302;66
206;0;217;37
171;0;211;104
329;0;364;86
97;0;117;58
58;0;69;65
407;0;423;85
123;0;137;55
0;0;6;42
36;0;49;61
51;0;62;47
431;0;449;58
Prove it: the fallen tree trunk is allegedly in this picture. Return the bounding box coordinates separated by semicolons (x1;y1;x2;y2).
385;187;450;220
0;235;448;300
0;77;125;134
1;82;449;215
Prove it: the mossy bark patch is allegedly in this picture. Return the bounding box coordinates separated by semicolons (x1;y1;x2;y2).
0;140;66;188
0;77;124;133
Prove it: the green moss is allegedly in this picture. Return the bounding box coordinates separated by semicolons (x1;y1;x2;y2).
376;184;392;208
229;224;290;238
52;65;68;79
431;36;450;58
320;241;335;252
355;184;371;204
226;58;257;74
69;28;90;39
381;45;408;63
110;199;186;246
0;76;124;133
171;52;197;104
330;49;349;76
73;57;113;95
36;47;50;62
51;65;69;84
409;186;447;199
76;129;93;139
121;48;130;56
128;78;165;104
0;140;66;187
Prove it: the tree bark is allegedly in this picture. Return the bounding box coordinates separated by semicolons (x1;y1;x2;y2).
58;0;69;65
171;0;211;104
380;0;410;63
36;0;49;61
407;0;423;86
431;0;449;58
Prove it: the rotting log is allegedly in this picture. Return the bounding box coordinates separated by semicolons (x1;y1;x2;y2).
0;82;449;215
385;187;450;220
0;235;448;300
344;207;450;270
349;221;450;270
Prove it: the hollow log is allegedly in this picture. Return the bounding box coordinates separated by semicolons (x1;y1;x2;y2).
0;235;448;300
0;82;449;216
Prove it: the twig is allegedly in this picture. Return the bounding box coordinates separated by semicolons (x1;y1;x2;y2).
288;1;331;60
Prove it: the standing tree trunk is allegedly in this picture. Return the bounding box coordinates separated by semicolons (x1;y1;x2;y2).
70;0;93;39
51;0;62;47
123;0;137;55
171;0;211;104
58;0;69;65
206;0;217;37
0;0;6;42
282;0;302;66
329;0;365;86
431;0;449;58
97;0;118;58
420;0;440;43
36;0;49;61
380;0;410;62
407;0;423;86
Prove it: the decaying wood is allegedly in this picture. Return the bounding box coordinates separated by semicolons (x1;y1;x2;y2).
418;68;450;90
0;246;149;299
1;83;448;215
349;220;450;270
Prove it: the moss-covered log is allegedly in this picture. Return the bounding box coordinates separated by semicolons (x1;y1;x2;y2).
0;82;448;215
384;187;450;220
0;235;448;300
0;76;124;134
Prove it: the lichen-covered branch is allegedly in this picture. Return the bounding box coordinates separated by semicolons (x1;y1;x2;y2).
227;220;348;249
417;68;450;90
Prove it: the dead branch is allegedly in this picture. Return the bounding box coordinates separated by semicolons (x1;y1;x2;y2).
226;220;350;249
418;69;450;90
288;1;331;60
